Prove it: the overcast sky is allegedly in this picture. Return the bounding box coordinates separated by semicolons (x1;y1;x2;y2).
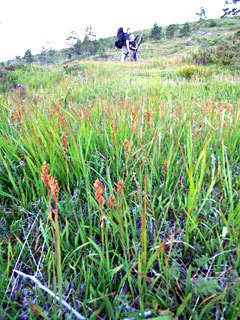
0;0;232;62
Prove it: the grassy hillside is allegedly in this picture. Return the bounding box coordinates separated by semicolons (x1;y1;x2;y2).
1;16;240;65
0;16;239;320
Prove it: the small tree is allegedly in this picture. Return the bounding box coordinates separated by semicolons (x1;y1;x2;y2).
196;7;207;21
85;26;96;41
166;24;179;39
81;26;97;56
150;23;163;40
95;38;107;57
179;22;191;37
66;31;82;57
23;49;34;63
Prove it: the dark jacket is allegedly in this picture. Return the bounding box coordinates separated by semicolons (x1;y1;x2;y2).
123;33;130;46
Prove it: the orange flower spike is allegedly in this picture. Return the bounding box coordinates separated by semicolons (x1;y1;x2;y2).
195;129;199;138
42;161;50;175
143;111;148;124
61;132;68;151
94;179;105;207
93;178;102;191
60;116;66;128
232;116;236;126
10;110;15;120
108;195;115;210
117;180;124;195
41;162;50;187
131;106;135;123
111;120;116;133
41;174;49;187
48;175;60;198
163;160;168;174
124;139;129;149
124;139;129;159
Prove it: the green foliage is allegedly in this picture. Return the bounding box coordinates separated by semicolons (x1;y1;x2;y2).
151;22;163;40
23;49;34;63
179;22;191;37
166;24;179;39
178;64;213;79
0;57;239;319
208;19;217;27
0;17;240;318
192;32;240;67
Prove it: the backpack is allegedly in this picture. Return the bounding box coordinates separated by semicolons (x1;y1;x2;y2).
115;27;125;49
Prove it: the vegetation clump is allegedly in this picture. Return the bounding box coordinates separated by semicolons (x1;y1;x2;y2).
192;31;240;68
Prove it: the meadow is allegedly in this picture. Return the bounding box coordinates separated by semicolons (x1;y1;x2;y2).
0;57;239;319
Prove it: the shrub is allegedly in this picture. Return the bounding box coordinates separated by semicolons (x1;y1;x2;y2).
179;22;191;37
192;49;213;65
166;24;179;39
178;64;213;79
208;19;217;27
192;32;240;68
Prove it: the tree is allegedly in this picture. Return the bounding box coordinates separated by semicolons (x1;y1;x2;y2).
196;7;207;21
85;26;96;41
95;38;107;57
81;26;97;56
222;0;240;17
23;49;34;62
179;22;191;37
166;24;179;39
150;23;163;40
66;31;82;57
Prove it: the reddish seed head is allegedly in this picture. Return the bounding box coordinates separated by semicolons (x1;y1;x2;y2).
111;120;116;132
60;116;66;128
61;132;68;151
163;161;168;174
47;174;60;198
42;161;50;175
108;195;115;210
124;139;129;149
94;179;105;207
117;180;124;195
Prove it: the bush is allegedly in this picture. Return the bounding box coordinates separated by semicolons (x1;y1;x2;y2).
191;32;240;68
178;65;213;79
208;19;217;27
192;49;213;65
179;22;191;37
166;24;179;39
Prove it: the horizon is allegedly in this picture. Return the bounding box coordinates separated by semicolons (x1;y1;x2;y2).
0;0;236;62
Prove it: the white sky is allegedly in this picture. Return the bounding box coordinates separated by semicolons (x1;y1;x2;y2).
0;0;232;61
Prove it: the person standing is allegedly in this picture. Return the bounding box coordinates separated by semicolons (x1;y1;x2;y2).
121;28;131;63
129;34;138;61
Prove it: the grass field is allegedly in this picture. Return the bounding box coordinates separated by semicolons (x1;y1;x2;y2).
0;54;240;319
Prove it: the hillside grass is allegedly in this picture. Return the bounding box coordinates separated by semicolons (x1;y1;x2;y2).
0;19;240;319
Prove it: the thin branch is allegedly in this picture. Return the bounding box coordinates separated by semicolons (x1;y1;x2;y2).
13;269;86;320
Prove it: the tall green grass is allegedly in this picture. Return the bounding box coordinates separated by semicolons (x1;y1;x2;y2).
0;59;239;319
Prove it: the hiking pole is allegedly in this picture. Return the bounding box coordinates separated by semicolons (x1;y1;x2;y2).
124;52;129;60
